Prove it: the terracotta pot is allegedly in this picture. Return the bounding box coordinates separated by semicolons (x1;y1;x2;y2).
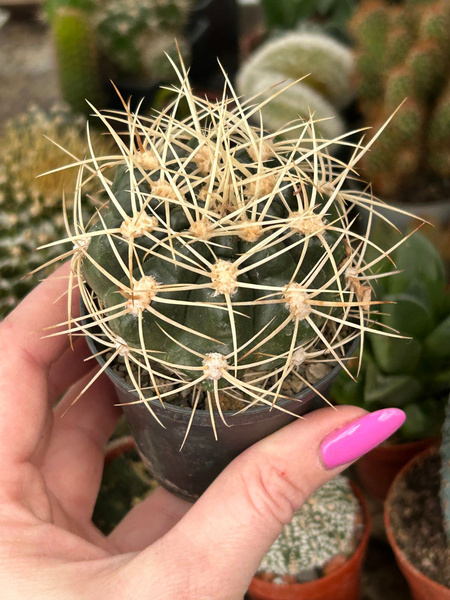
384;447;450;600
355;437;437;500
247;483;371;600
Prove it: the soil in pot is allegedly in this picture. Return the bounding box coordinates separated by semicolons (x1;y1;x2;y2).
388;451;450;589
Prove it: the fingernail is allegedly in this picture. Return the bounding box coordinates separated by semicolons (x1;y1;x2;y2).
320;408;406;469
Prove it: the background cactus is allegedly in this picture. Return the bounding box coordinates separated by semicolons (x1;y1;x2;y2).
332;226;450;441
351;0;450;199
256;475;362;583
236;31;355;142
93;0;192;82
0;104;109;316
45;0;104;114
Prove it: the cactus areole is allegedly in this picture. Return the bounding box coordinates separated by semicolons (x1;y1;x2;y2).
58;61;395;445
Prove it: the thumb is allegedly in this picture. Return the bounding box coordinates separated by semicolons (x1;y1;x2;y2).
119;406;404;600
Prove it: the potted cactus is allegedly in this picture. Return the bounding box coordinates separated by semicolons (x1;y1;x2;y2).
236;30;355;143
332;225;450;498
384;397;450;599
350;0;450;228
248;475;370;600
43;59;404;501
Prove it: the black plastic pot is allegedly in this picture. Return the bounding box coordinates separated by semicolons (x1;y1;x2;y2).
83;306;357;502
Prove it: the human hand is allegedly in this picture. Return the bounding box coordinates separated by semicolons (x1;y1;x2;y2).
0;263;405;599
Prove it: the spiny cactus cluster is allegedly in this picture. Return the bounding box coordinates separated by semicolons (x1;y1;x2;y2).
256;475;362;583
351;0;450;199
49;60;402;432
0;104;108;316
94;0;191;82
333;227;450;441
237;31;355;142
441;397;450;545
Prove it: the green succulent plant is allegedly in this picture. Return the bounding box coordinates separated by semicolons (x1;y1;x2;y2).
93;0;192;81
45;0;103;114
46;62;401;431
351;0;450;199
333;226;450;441
256;475;362;583
236;31;355;142
0;104;110;317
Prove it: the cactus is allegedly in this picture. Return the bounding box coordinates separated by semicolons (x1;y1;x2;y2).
237;31;355;141
441;397;450;544
333;226;450;441
256;475;362;583
0;104;109;316
45;0;104;115
93;0;192;81
351;0;450;199
44;61;403;430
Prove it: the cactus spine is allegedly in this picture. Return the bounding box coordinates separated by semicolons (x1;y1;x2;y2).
237;31;355;141
47;61;401;431
351;0;450;199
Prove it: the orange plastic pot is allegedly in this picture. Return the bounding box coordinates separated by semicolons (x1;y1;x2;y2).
355;437;437;500
384;447;450;600
247;484;371;600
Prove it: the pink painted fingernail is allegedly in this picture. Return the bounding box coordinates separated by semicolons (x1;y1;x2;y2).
321;408;406;469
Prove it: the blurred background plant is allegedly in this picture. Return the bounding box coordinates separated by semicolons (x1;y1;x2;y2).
332;226;450;442
0;103;111;317
350;0;450;203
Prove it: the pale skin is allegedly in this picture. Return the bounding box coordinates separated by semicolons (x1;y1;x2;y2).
0;263;366;599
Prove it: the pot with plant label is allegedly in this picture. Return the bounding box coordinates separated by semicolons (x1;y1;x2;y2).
46;57;403;501
384;397;450;600
247;476;371;600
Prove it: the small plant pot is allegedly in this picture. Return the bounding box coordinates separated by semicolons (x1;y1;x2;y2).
247;483;371;600
385;446;450;600
83;308;357;502
355;437;438;500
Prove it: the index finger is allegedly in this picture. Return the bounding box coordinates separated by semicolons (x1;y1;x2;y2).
0;262;80;464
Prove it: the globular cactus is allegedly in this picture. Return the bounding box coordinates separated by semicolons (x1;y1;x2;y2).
256;475;362;583
351;0;450;199
333;226;450;441
0;104;109;316
51;62;400;427
237;31;355;141
441;397;450;545
93;0;192;81
45;0;104;114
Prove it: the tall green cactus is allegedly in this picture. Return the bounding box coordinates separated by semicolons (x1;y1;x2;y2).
48;64;401;421
333;226;450;441
237;31;355;141
351;0;450;199
45;0;103;114
256;475;361;582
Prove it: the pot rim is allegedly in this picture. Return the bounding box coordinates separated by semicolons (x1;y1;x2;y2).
81;298;360;417
384;444;450;595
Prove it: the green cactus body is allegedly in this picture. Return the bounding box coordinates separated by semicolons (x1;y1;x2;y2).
236;31;354;141
351;0;450;199
49;4;104;114
257;475;362;582
0;104;109;316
